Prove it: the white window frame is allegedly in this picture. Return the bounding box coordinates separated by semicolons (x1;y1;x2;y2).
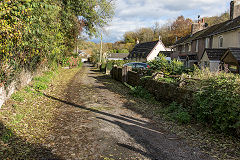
182;44;185;52
238;32;240;47
218;36;223;48
188;43;191;52
196;40;199;52
205;38;210;48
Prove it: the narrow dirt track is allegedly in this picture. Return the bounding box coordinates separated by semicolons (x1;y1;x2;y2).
45;64;214;160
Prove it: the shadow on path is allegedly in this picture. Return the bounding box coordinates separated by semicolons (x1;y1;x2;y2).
44;93;164;135
43;93;169;159
42;65;213;160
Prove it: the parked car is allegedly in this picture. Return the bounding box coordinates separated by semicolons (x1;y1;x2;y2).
123;62;150;70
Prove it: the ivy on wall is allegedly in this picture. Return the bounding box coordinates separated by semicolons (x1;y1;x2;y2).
0;0;114;86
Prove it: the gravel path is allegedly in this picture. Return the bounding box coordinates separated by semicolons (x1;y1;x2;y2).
46;64;214;160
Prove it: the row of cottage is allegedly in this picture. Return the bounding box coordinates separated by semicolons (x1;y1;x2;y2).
118;0;240;74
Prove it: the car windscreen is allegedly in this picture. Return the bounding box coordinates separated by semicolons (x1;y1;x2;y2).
135;63;147;68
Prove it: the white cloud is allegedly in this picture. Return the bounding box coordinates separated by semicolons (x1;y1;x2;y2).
90;0;230;43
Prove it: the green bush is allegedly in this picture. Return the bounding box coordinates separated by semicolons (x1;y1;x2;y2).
126;84;154;101
192;74;240;133
176;111;192;124
149;54;184;75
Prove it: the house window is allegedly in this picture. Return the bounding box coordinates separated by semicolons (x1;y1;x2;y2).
182;44;185;52
219;36;223;48
196;40;199;52
188;43;191;52
205;38;210;48
238;32;240;47
178;46;182;52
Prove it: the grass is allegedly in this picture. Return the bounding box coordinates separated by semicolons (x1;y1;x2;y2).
0;67;81;159
11;92;25;102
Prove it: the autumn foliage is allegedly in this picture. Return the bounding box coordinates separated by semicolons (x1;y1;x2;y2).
0;0;114;85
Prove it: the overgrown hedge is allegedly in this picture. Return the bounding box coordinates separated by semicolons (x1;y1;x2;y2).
189;72;240;135
154;71;240;136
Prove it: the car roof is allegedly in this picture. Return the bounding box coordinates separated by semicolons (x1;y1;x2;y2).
126;62;148;64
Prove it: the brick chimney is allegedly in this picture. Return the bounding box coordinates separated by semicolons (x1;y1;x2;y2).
191;18;206;35
230;0;240;20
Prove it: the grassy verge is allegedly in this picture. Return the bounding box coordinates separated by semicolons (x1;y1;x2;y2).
0;67;81;159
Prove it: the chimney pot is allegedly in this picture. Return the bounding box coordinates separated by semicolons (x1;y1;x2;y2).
159;35;162;41
136;38;139;44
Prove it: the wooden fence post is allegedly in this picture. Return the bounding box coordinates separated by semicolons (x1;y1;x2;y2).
122;66;133;83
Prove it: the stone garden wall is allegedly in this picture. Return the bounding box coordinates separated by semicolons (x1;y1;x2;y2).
111;66;193;107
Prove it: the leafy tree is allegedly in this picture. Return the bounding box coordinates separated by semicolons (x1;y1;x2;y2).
204;12;230;26
124;31;136;43
0;0;114;85
149;54;184;75
136;28;155;43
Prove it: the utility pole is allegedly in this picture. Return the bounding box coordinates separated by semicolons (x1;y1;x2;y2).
99;32;103;63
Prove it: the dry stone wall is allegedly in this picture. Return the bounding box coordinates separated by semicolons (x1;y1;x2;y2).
111;67;194;107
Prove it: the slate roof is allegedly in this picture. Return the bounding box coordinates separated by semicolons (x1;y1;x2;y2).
174;16;240;45
174;35;191;45
203;48;228;61
188;54;198;61
128;41;159;59
227;48;240;63
107;53;129;59
174;29;206;45
197;21;229;39
210;16;240;36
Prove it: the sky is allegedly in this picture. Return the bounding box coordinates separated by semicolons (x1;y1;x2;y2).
89;0;230;43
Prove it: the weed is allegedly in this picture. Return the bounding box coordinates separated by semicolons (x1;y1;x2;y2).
43;71;54;78
33;76;51;83
126;83;154;101
24;86;33;93
1;130;13;143
12;104;18;109
158;77;177;84
11;92;25;102
12;114;24;124
33;82;48;90
175;111;192;124
162;102;192;124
